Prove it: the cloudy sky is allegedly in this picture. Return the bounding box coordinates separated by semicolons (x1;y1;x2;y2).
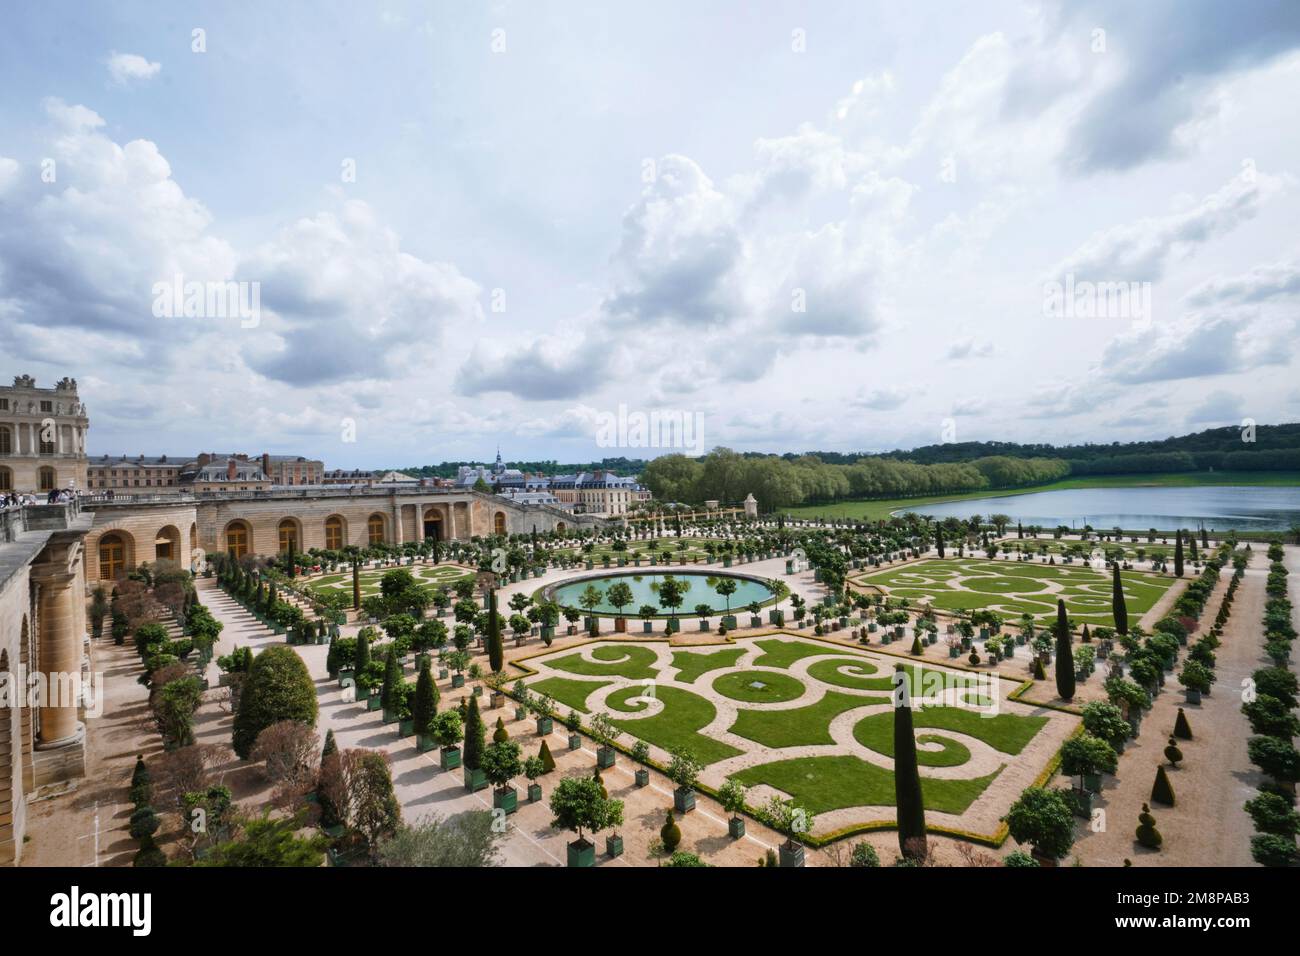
2;0;1299;468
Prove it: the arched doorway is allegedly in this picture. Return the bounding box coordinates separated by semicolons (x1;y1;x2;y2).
494;512;507;536
225;520;251;558
421;509;443;542
278;519;299;554
99;533;128;580
325;515;346;550
556;521;566;533
368;513;387;546
38;466;57;491
154;525;181;564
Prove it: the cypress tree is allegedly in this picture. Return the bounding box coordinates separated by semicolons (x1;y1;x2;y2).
1054;599;1075;701
891;664;927;859
1173;707;1193;740
380;645;402;714
1173;532;1184;578
487;588;504;673
1112;564;1128;635
413;660;436;739
352;559;361;610
1188;532;1198;563
935;528;945;558
355;630;370;677
1151;764;1176;806
1200;527;1208;549
1081;624;1091;644
321;728;337;763
463;694;485;770
1017;522;1023;539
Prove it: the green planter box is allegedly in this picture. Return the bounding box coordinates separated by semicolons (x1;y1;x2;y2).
398;718;414;738
367;694;383;712
451;674;465;688
643;621;654;633
634;768;650;788
673;787;696;814
768;609;785;626
463;766;488;793
439;668;449;679
536;716;554;736
493;786;518;814
779;842;806;868
567;838;596;868
596;746;615;769
527;783;543;803
568;733;581;751
515;706;527;721
606;834;624;857
338;668;354;687
440;746;461;770
728;817;746;839
382;707;397;724
417;734;436;753
750;616;762;628
722;615;737;629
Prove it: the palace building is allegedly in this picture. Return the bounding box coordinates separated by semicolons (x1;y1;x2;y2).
0;376;90;493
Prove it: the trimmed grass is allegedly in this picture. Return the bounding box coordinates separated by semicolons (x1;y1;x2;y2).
527;676;611;714
729;691;889;748
546;644;659;680
605;685;742;765
712;670;806;704
751;638;842;670
671;646;746;683
851;707;1048;756
731;754;1003;815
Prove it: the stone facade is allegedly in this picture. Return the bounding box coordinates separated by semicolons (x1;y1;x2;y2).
0;375;89;493
82;487;605;584
1;501;93;865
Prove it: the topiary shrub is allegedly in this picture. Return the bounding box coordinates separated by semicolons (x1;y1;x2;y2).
493;716;508;744
1151;765;1176;806
1164;737;1184;768
538;740;556;773
231;646;318;759
1135;803;1162;849
1003;849;1039;867
849;841;880;867
1173;707;1193;740
660;809;681;851
1250;833;1299;867
132;835;167;867
128;806;160;840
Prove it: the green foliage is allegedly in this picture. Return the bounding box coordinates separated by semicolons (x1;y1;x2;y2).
1173;707;1194;740
849;842;881;867
1059;734;1118;780
892;666;926;859
462;695;486;770
1004;787;1075;861
376;811;504;867
1244;791;1300;837
660;809;681;851
196;812;327;867
548;775;621;842
1151;765;1176;806
1135;803;1162;849
231;646;318;759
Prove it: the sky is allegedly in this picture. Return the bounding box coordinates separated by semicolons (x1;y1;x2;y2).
2;0;1299;469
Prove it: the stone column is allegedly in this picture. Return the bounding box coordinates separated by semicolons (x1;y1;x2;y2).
394;503;404;544
33;567;85;750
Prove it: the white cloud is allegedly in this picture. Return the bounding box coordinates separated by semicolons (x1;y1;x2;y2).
106;52;161;85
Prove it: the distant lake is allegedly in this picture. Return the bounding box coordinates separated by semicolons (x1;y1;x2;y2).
903;486;1300;532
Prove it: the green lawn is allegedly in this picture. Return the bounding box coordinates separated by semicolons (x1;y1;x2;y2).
527;676;611;714
751;638;843;670
304;562;474;600
729;691;890;748
546;644;660;680
605;685;743;765
852;706;1046;757
780;471;1300;521
731;755;1003;815
712;670;806;704
854;556;1175;626
851;717;972;767
671;646;746;683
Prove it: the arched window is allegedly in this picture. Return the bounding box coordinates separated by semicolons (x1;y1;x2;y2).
494;512;507;535
278;519;298;554
368;513;385;545
226;521;250;558
325;516;345;550
99;533;126;580
0;425;11;455
0;466;11;491
38;466;57;491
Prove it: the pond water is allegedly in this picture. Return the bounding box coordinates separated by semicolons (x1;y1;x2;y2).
903;486;1300;532
547;571;774;616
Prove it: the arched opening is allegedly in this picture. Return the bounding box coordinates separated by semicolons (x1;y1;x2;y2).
38;466;57;491
325;515;346;550
225;520;251;558
154;525;181;564
494;512;507;536
368;513;387;546
99;532;128;580
420;509;442;542
0;465;12;492
556;521;566;533
278;519;299;554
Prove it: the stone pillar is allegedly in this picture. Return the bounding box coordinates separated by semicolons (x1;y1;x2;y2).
394;503;404;545
32;569;83;753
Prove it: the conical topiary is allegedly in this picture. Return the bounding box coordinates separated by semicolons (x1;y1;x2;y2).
910;635;923;655
593;766;608;799
1135;803;1162;849
660;809;681;851
1032;657;1046;680
1164;737;1183;768
1151;764;1176;806
1173;707;1192;740
538;739;556;773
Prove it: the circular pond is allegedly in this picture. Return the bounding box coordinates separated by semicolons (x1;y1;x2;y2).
544;570;775;617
